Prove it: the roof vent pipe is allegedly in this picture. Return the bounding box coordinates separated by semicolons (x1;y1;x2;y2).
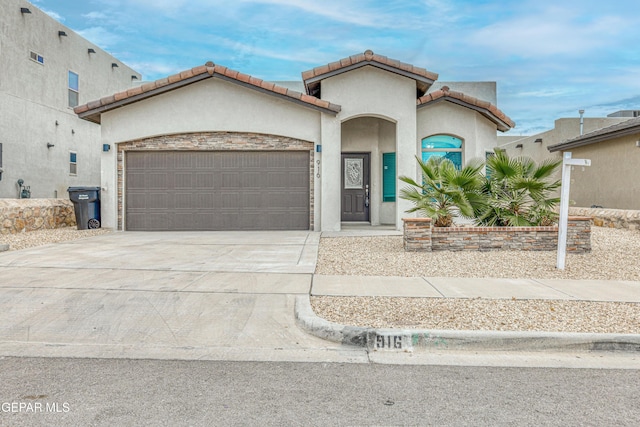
579;109;585;135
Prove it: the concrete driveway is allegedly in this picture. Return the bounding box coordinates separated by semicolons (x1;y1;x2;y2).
0;231;366;363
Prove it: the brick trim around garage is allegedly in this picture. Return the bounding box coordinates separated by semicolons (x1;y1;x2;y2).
116;132;315;231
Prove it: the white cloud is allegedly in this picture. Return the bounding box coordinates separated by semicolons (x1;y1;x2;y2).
125;61;184;80
76;27;123;49
469;6;626;58
238;0;427;29
123;0;188;13
40;8;65;22
514;89;578;98
82;11;108;20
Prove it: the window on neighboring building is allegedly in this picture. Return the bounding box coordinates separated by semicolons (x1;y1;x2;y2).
68;71;79;107
382;152;396;202
69;151;77;175
485;151;495;179
421;135;463;169
30;51;44;64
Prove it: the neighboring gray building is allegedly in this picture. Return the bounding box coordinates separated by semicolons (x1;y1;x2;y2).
547;117;640;210
75;50;514;232
0;0;141;199
498;116;629;161
497;112;636;209
607;110;640;118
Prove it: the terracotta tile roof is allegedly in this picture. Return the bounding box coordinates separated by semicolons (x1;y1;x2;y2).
548;116;640;152
302;50;438;97
417;86;515;132
75;62;341;123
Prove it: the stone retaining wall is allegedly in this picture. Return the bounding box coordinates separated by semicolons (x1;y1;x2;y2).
569;207;640;231
403;217;592;253
0;199;76;234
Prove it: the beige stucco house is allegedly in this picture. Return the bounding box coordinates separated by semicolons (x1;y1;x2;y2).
75;50;514;231
547;117;640;210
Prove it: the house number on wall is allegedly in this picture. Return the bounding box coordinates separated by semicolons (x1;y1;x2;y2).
376;334;403;349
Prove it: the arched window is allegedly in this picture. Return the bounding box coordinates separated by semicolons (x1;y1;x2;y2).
421;135;463;169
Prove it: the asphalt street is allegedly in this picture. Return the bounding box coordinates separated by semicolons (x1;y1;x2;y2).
1;357;639;426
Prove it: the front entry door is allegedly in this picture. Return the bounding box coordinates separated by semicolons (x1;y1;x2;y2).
341;153;370;222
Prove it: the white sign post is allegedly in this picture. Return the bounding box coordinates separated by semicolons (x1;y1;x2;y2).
557;152;591;270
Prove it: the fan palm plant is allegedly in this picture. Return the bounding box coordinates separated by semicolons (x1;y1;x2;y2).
400;156;485;227
476;149;562;226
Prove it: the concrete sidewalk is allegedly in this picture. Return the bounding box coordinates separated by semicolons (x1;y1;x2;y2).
296;274;640;354
310;275;640;302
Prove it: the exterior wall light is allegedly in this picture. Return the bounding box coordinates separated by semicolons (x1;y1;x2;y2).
534;138;543;143
47;143;55;149
88;48;96;54
21;7;32;14
515;144;523;149
111;63;119;68
58;31;67;37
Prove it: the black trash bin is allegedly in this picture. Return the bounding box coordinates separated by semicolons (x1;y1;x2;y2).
67;186;101;230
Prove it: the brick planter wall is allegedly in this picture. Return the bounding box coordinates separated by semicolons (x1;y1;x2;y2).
0;199;76;234
403;217;592;253
403;217;432;251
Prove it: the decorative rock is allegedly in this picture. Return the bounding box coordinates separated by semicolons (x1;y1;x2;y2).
570;207;640;231
0;199;76;234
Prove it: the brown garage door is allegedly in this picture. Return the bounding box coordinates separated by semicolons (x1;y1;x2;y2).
125;151;310;231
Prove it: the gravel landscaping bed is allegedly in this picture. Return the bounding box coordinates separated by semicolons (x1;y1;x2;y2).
315;227;640;281
0;228;112;251
310;297;640;334
312;227;640;333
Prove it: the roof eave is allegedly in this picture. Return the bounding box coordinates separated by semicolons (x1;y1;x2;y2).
77;73;212;124
548;125;640;152
304;61;437;96
214;74;340;115
77;71;340;123
418;97;514;132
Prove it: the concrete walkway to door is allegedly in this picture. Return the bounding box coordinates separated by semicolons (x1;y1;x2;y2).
0;231;367;363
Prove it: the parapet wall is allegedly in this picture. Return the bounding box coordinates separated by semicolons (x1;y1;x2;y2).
403;217;592;253
0;199;76;234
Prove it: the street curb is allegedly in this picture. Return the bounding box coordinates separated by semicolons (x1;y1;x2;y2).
295;295;640;353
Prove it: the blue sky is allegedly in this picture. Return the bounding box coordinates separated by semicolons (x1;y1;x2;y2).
31;0;640;135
